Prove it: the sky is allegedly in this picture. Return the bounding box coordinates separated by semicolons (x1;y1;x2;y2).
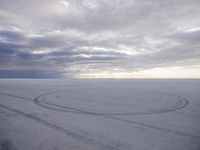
0;0;200;78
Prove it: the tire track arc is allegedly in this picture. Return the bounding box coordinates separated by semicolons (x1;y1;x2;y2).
33;90;189;116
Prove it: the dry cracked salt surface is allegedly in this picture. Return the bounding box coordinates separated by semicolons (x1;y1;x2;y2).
0;79;200;150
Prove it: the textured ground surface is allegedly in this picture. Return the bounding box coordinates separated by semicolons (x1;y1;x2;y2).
0;79;200;150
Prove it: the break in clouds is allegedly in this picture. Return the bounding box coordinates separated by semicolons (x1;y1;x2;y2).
0;0;200;78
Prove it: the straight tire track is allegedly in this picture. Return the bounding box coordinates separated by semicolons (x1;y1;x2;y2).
0;92;32;101
0;103;117;150
0;91;199;140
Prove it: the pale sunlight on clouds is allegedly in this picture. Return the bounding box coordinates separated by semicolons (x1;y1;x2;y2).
0;0;200;78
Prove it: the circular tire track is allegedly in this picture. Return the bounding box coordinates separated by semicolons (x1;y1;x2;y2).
33;90;189;116
1;91;200;140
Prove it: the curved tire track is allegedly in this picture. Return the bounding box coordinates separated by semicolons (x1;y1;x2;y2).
33;91;189;116
1;91;199;140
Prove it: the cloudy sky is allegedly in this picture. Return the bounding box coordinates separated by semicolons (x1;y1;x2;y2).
0;0;200;78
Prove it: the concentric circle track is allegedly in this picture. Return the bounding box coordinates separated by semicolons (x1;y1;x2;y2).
33;90;189;116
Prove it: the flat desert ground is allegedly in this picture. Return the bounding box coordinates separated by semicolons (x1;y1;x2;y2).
0;79;200;150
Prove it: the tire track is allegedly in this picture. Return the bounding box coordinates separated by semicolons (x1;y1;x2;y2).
0;103;117;150
34;93;106;116
0;91;88;116
35;96;188;116
105;115;200;140
0;90;188;116
33;91;189;116
1;91;198;140
32;92;200;140
0;92;32;101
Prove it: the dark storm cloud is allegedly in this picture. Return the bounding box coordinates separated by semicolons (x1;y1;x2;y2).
0;29;25;41
0;70;62;78
0;42;17;55
0;30;127;73
0;0;200;77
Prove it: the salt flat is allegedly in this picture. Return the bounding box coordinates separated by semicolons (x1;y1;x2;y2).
0;79;200;150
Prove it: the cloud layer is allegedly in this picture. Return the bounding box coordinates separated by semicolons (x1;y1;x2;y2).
0;0;200;78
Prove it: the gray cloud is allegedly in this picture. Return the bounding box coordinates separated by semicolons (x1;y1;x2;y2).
0;0;200;77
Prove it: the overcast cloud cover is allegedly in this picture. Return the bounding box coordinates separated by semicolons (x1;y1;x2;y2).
0;0;200;78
